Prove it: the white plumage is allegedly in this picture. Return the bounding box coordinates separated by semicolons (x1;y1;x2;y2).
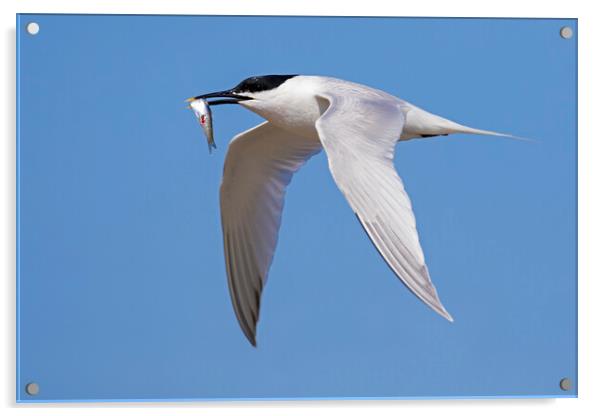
191;75;518;345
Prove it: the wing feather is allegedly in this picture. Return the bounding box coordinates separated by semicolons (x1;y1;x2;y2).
315;93;453;321
220;122;321;345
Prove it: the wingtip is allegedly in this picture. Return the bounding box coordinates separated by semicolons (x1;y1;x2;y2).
425;287;454;322
439;308;454;323
431;300;454;322
242;326;258;347
248;335;257;348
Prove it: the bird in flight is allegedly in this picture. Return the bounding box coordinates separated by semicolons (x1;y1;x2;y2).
188;75;519;346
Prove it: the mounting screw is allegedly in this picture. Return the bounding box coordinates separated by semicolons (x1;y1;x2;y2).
559;377;572;391
26;22;40;35
25;382;39;396
560;26;573;39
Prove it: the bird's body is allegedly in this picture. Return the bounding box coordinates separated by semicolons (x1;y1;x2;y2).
188;75;519;346
239;76;505;141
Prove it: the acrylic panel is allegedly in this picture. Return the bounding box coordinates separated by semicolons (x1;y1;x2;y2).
16;14;577;402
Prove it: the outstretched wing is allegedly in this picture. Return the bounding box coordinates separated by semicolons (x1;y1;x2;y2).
220;121;322;345
315;92;453;321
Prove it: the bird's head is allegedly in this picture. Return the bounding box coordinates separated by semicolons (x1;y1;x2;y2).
187;74;298;108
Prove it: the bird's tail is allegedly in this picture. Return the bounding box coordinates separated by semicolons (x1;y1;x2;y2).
406;106;533;142
443;122;533;142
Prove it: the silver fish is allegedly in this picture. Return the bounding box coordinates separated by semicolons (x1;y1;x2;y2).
189;98;216;153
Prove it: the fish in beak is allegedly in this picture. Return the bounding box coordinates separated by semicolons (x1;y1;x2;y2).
186;90;253;153
188;98;215;153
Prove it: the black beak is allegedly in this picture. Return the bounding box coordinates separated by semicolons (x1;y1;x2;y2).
186;90;252;106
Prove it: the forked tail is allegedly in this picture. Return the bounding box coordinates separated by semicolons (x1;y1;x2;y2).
405;105;533;142
446;122;533;142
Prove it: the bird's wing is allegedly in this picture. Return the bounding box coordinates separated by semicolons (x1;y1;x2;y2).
220;121;322;345
315;92;453;321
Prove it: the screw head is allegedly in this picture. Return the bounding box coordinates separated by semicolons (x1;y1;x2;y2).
560;26;573;39
25;382;39;396
559;377;572;391
26;22;40;35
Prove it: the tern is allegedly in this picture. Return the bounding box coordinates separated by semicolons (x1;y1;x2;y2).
189;75;519;346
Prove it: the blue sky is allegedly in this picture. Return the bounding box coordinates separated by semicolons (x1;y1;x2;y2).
17;14;576;401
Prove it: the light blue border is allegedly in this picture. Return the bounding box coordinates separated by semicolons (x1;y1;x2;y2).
16;13;22;404
16;393;577;404
14;13;579;404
